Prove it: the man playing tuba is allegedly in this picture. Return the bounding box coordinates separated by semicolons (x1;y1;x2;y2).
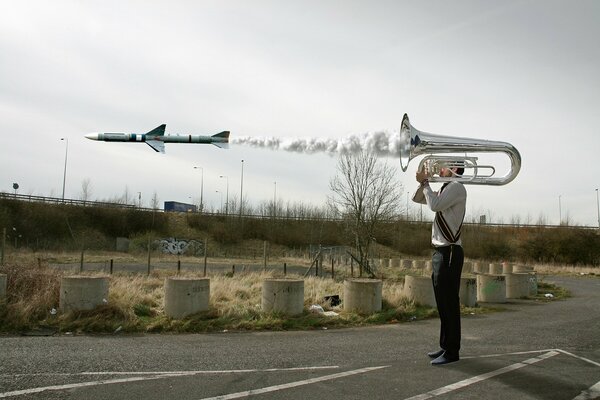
413;163;467;365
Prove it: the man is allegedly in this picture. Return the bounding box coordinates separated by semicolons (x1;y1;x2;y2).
412;164;467;366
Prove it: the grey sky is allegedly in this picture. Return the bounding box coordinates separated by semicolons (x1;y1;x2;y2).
1;0;599;225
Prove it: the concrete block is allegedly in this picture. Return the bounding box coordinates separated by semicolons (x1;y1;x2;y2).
403;275;435;307
60;276;109;312
164;277;210;319
477;274;507;303
262;278;304;316
344;279;382;314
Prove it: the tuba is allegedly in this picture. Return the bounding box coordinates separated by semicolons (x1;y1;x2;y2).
399;114;521;185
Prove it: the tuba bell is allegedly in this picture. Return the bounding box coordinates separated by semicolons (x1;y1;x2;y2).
399;114;521;185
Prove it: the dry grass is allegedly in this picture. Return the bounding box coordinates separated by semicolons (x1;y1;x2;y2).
0;259;437;334
2;255;578;334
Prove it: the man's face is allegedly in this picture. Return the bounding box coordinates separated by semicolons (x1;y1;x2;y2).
440;167;456;178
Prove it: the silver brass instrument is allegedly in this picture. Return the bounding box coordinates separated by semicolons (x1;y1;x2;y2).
399;114;521;185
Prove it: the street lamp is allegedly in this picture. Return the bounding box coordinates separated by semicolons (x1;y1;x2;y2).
273;181;277;217
239;160;244;218
137;192;141;208
596;189;600;229
219;175;229;215
60;138;68;201
193;166;204;212
216;190;223;213
558;195;562;225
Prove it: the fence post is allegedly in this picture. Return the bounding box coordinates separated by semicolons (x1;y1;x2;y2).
351;258;354;277
110;259;114;275
203;237;208;277
263;241;267;271
79;250;84;273
331;258;334;280
232;265;235;276
284;262;287;276
147;237;151;276
1;227;4;266
177;259;181;275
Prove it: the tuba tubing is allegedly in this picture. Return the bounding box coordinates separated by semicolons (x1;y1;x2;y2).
399;114;521;185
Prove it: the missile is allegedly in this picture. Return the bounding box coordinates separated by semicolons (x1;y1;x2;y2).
84;124;229;153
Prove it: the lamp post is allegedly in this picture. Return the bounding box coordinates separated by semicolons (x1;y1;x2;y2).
216;190;223;213
219;175;229;215
596;189;600;229
137;192;141;208
193;166;204;212
60;138;68;201
239;160;244;218
273;181;277;217
558;195;562;225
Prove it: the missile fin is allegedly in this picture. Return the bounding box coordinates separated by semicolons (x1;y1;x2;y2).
212;131;230;140
146;124;166;137
212;142;229;149
146;140;165;153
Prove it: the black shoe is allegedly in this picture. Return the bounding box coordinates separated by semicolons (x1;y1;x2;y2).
427;349;445;359
431;353;459;366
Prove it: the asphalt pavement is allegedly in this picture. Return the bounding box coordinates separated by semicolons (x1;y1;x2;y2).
0;275;599;399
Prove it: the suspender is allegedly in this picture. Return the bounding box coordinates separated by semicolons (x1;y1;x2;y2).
435;211;463;244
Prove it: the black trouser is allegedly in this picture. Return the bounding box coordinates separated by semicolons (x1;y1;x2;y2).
431;244;464;357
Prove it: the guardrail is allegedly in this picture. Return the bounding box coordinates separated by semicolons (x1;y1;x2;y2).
1;191;597;230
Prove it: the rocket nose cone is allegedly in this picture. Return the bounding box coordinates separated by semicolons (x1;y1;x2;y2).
85;133;99;140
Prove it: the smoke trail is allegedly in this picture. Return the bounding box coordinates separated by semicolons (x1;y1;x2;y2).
231;130;402;158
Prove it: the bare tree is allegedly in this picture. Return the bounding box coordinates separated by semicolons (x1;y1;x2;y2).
328;151;402;275
79;178;93;201
151;191;160;210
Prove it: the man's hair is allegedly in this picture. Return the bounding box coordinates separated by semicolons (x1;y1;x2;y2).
456;167;465;176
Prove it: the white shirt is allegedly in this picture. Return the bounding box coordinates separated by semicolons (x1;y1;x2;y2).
412;181;467;247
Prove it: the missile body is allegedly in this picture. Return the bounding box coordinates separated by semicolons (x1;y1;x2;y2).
85;125;229;153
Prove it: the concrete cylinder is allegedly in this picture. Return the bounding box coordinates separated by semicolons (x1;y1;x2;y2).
403;275;435;307
476;274;507;303
528;273;538;296
513;264;534;273
0;273;6;302
164;277;210;319
489;263;503;275
344;279;382;314
424;261;433;275
390;258;401;269
473;262;488;274
502;262;513;274
262;278;304;315
59;276;109;312
462;261;474;275
505;273;530;299
460;277;477;307
401;259;413;269
413;260;426;270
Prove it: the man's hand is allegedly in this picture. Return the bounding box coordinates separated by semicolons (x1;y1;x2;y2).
416;167;429;184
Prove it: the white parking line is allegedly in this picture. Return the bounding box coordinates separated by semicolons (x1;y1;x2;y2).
0;366;339;398
572;380;600;400
403;351;559;400
198;366;389;400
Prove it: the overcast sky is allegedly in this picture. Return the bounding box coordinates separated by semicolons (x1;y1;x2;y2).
1;0;599;226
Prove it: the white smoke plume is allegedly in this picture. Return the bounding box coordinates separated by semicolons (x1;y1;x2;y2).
231;130;402;158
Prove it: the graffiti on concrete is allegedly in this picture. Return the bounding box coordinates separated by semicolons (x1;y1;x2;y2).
156;238;203;255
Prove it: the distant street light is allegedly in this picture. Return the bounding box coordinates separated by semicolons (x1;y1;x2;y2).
137;192;142;208
193;166;204;212
558;195;562;225
219;175;229;215
596;189;600;229
239;160;244;218
273;181;277;217
60;138;68;200
216;190;223;213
